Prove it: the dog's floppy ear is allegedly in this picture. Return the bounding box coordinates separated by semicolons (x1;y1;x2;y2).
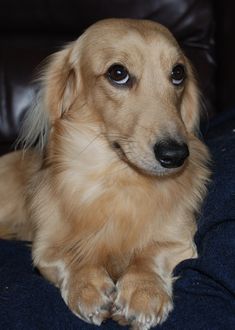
17;41;82;151
43;42;81;121
181;64;201;134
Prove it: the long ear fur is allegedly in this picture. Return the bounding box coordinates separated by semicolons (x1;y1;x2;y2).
181;62;201;134
17;40;81;151
43;44;80;120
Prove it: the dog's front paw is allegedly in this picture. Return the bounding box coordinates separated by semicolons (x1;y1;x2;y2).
65;267;117;325
112;271;173;330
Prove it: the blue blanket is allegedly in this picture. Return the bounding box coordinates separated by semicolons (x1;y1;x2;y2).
1;110;235;330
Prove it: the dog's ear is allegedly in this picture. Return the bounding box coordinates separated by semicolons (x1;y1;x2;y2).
17;41;83;151
181;64;201;133
43;42;82;121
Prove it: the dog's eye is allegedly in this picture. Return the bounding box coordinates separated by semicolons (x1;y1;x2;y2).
107;64;130;86
171;64;186;86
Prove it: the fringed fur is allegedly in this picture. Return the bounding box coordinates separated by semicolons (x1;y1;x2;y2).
0;19;211;329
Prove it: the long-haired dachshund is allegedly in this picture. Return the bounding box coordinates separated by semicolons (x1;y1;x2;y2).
0;19;210;329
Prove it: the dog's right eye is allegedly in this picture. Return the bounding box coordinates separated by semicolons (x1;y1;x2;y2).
107;64;130;86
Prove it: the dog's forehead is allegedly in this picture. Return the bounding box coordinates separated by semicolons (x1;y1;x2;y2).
84;18;178;49
78;19;182;71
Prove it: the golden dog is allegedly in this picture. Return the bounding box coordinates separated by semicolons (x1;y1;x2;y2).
0;19;210;329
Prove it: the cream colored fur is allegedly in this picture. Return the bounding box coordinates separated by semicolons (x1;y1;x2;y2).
0;19;210;330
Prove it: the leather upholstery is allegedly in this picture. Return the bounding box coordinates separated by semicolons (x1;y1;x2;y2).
0;0;217;155
215;0;235;112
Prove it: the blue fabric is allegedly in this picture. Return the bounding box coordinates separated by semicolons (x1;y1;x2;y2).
1;110;235;330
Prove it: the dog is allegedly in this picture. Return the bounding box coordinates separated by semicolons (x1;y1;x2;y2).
0;19;210;329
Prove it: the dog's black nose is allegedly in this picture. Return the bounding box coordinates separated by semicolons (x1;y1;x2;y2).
154;140;189;168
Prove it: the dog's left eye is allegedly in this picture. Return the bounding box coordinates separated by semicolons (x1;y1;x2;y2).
107;64;130;86
171;64;186;86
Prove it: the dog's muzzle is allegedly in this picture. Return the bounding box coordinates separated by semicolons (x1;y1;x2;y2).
154;140;189;168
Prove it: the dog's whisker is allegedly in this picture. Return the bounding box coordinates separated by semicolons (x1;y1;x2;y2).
76;134;103;157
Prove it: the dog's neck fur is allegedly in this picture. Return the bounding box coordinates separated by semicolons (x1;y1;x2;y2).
33;112;208;280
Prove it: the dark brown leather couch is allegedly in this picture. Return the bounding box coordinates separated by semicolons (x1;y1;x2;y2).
0;0;233;156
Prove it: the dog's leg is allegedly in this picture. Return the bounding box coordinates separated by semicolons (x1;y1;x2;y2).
112;241;197;330
64;265;117;325
0;151;38;240
36;253;117;326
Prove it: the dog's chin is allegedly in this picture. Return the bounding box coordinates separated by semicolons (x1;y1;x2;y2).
131;161;185;177
138;165;184;177
112;142;185;177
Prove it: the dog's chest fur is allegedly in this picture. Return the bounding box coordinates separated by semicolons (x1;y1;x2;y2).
31;124;202;281
47;156;189;280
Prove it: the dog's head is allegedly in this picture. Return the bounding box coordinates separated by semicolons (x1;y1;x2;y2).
22;19;202;176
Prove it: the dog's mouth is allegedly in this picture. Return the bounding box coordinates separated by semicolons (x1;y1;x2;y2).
112;141;122;150
112;141;142;170
111;140;188;177
112;141;128;160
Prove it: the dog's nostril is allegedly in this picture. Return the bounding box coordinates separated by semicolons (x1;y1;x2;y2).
154;140;189;168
